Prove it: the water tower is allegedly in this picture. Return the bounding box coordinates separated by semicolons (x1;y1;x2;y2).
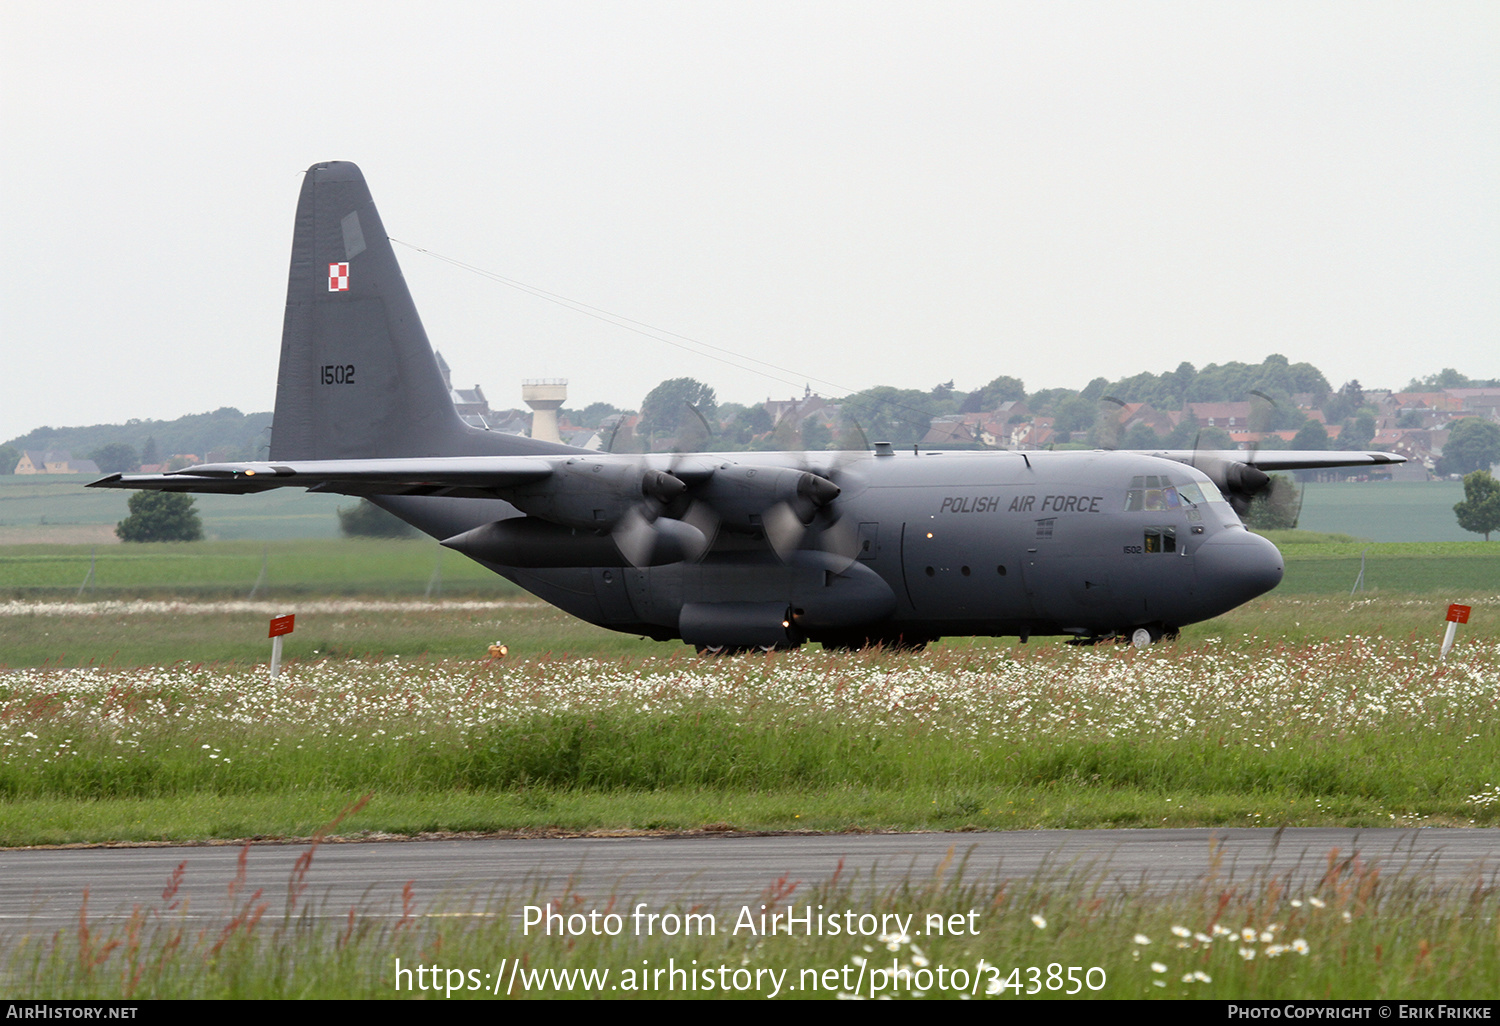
522;379;567;442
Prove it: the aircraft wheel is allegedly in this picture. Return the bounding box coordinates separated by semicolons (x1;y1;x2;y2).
1130;627;1154;649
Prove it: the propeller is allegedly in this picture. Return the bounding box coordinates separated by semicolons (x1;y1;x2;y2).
1187;393;1276;517
607;464;712;567
1097;395;1127;450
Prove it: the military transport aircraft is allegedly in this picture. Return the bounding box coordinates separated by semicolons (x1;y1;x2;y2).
92;162;1405;651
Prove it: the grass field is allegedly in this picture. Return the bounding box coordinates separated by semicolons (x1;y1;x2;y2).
1295;479;1473;542
0;473;347;543
0;538;516;601
1;595;1496;845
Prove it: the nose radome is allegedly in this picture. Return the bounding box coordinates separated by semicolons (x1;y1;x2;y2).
1193;529;1284;614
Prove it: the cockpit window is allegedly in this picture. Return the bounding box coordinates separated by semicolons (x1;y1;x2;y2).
1125;475;1226;511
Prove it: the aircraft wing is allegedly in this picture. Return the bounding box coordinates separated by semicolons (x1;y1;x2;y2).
89;456;558;499
1130;450;1407;472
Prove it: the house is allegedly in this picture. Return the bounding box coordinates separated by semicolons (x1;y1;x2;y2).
763;387;834;427
1187;402;1252;429
920;416;978;447
14;450;101;475
434;350;495;428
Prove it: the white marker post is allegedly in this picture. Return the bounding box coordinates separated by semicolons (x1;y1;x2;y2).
1440;604;1470;661
269;613;295;679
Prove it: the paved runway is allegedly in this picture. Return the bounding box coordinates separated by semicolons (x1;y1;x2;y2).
2;829;1497;934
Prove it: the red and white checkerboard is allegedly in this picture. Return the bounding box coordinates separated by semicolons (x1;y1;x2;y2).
328;262;349;291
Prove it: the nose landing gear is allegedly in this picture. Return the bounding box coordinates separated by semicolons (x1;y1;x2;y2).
1128;624;1180;648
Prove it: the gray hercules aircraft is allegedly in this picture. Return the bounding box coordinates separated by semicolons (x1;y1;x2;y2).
93;162;1405;650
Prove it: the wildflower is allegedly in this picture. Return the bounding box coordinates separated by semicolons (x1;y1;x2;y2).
1151;962;1167;974
1192;971;1211;983
1292;939;1309;955
1194;932;1213;944
1308;897;1326;909
1133;933;1152;946
1171;925;1191;938
1239;947;1256;960
1030;914;1047;929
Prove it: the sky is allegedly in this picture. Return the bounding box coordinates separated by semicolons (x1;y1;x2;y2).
2;1;1496;441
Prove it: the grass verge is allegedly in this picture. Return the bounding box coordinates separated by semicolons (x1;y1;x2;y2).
3;630;1496;844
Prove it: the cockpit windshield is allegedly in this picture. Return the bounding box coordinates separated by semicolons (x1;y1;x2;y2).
1123;474;1226;511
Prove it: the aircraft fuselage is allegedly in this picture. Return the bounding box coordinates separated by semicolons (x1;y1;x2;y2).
382;446;1284;648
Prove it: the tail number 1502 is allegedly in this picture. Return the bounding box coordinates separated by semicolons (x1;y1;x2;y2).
321;365;356;385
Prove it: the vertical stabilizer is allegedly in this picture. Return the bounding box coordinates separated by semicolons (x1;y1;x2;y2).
270;161;570;460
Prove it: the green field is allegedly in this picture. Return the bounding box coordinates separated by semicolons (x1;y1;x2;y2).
0;538;519;599
0;473;347;542
1295;479;1474;542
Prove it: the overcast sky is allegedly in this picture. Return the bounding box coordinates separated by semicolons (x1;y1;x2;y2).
2;1;1496;442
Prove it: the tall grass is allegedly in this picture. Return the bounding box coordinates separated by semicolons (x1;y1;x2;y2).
2;633;1497;841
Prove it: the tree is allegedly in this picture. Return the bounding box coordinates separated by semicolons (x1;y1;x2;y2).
1454;470;1500;541
959;374;1025;413
1342;412;1376;451
1054;395;1097;435
88;442;139;474
800;418;832;451
638;378;717;440
843;387;931;445
337;498;418;538
1290;420;1329;451
0;443;17;474
1439;418;1500;477
1246;474;1301;531
574;403;623;430
116;491;203;542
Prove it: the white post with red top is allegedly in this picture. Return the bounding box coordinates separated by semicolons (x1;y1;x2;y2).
269;613;295;679
1441;604;1470;661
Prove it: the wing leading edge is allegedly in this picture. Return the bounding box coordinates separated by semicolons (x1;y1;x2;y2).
89;456;557;499
1130;450;1406;472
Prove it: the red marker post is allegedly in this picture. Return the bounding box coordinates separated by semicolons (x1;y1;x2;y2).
1441;604;1470;661
269;613;295;679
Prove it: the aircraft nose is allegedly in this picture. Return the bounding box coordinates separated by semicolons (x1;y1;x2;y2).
1193;529;1284;614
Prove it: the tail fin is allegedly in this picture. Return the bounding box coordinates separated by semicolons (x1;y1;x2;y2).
270;161;570;460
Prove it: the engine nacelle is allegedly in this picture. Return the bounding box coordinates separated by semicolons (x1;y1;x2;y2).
503;459;685;531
